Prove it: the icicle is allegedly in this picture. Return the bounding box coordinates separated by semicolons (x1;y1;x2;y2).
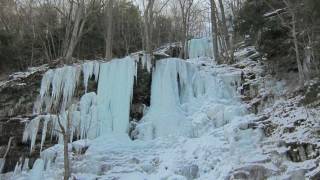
12;162;22;176
140;54;152;73
97;57;137;134
79;92;98;139
71;110;81;140
40;144;62;170
23;116;41;153
49;115;59;141
22;158;29;171
137;58;221;139
34;69;54;114
39;69;54;100
138;59;194;139
0;159;4;173
28;57;137;151
68;104;78;143
29;159;44;180
82;62;94;93
51;67;64;107
61;66;81;111
93;61;100;82
40;116;51;152
37;65;81;113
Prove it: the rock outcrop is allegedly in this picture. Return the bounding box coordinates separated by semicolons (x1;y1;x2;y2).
0;65;48;173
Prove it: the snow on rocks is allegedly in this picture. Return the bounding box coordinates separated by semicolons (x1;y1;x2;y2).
233;45;320;179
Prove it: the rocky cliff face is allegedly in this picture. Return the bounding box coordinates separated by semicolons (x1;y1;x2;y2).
233;44;320;179
0;65;48;173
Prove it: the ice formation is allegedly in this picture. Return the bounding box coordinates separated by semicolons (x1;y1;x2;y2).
82;61;100;92
36;65;81;113
140;54;153;73
34;61;100;113
15;38;267;180
97;57;137;134
24;57;138;153
138;59;204;139
188;38;213;59
131;52;153;73
79;92;98;139
0;159;3;174
22;116;41;153
137;58;244;139
28;159;44;180
12;158;29;177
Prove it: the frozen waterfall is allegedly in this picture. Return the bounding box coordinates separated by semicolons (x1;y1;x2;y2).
97;57;137;134
23;57;139;152
137;58;243;139
188;38;214;59
138;58;205;139
23;49;241;151
15;38;262;180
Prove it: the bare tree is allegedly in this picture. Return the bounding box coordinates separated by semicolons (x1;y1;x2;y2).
210;0;219;62
56;115;71;180
143;0;155;57
217;0;230;51
178;0;194;59
53;105;77;180
57;0;102;63
264;0;306;83
103;0;114;60
0;137;14;173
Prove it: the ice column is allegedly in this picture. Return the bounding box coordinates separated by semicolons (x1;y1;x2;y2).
97;57;137;134
138;58;205;139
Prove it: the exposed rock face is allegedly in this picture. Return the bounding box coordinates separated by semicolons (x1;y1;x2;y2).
233;45;320;179
131;60;152;120
227;165;275;180
286;142;319;162
176;164;199;180
0;71;43;117
0;117;30;173
0;68;45;173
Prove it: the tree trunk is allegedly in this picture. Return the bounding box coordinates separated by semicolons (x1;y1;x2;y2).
105;0;114;60
210;0;219;62
64;1;86;64
57;115;71;180
217;0;231;51
63;133;70;180
290;8;305;83
180;20;187;59
144;0;155;57
144;15;152;55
